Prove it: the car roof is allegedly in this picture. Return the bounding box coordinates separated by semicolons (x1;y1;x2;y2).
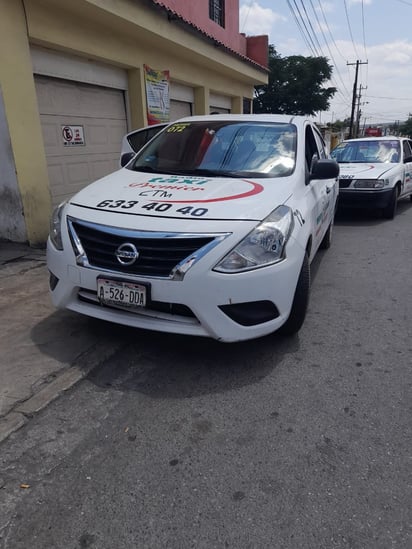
169;113;312;126
342;136;404;143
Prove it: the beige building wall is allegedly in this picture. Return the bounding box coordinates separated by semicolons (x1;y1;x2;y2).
0;0;52;246
0;0;267;245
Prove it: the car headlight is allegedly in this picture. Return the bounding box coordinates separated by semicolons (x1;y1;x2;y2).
49;201;66;250
353;179;386;189
214;205;294;273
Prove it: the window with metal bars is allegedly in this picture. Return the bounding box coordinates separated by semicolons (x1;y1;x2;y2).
209;0;225;27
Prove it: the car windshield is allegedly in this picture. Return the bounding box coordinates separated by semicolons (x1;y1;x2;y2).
331;139;400;163
128;121;297;178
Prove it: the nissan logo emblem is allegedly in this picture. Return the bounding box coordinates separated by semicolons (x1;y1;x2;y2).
115;243;139;266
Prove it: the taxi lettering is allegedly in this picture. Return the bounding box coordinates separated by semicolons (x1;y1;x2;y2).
148;177;209;185
129;182;204;192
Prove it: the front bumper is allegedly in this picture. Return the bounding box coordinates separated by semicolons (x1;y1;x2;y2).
47;236;305;343
338;188;393;209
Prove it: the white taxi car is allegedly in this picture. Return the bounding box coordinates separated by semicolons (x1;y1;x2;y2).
331;136;412;218
47;114;339;342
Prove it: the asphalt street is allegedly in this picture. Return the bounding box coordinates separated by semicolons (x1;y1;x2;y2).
0;200;411;549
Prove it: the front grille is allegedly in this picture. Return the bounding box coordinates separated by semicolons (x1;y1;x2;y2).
339;178;353;188
68;218;217;278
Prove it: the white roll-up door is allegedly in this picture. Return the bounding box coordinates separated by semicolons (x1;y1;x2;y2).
35;76;128;207
210;92;231;114
170;83;193;121
170;99;192;120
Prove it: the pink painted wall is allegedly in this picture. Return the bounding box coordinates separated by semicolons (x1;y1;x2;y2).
151;0;261;62
246;34;269;68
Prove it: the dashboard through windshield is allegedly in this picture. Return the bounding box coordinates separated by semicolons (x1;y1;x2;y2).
129;121;297;178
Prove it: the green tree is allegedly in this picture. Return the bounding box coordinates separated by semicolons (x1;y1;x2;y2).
399;116;412;138
326;118;350;132
254;45;337;116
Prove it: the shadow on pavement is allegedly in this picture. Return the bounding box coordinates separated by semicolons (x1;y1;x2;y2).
30;310;129;366
335;196;412;226
85;325;301;400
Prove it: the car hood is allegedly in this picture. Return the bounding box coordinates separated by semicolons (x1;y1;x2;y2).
338;162;398;179
68;168;295;222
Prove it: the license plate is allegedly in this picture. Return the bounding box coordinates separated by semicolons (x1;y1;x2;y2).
97;278;146;308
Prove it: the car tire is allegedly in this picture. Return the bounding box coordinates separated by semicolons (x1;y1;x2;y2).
319;219;333;250
277;253;310;336
382;187;398;219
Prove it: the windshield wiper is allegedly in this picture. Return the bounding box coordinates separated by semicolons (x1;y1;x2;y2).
130;165;156;172
130;166;263;178
182;168;261;178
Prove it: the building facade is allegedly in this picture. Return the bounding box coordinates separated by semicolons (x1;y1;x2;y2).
0;0;268;245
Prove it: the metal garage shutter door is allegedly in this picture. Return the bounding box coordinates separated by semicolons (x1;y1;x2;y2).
170;99;192;121
35;76;128;207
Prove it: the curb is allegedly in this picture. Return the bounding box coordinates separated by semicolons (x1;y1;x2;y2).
0;339;122;445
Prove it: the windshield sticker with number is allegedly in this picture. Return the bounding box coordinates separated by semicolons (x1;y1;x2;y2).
166;123;190;133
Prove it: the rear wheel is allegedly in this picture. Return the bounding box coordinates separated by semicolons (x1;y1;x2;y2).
277;254;310;336
382;186;399;219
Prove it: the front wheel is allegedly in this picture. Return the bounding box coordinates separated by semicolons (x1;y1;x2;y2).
277;254;310;336
382;187;398;219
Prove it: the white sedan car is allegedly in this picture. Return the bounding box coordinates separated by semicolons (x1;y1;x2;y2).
47;114;339;342
331;136;412;218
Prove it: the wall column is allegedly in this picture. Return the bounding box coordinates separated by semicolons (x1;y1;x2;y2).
231;96;243;114
0;0;51;245
128;67;148;129
194;86;209;115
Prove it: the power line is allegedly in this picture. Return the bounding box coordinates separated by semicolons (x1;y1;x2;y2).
316;0;347;63
286;0;351;108
239;0;253;34
285;0;315;55
289;0;321;56
308;0;351;96
367;95;412;101
360;0;369;89
361;0;368;59
297;0;324;55
343;0;361;59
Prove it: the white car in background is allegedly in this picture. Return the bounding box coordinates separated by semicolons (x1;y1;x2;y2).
47;114;339;343
331;136;412;218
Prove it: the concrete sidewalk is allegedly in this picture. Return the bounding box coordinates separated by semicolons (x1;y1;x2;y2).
0;241;123;444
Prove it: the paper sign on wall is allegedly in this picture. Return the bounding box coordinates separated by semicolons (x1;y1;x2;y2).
144;64;170;125
62;125;85;146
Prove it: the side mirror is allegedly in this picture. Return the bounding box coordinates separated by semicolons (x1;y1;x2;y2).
120;152;135;167
309;158;339;182
404;155;412;164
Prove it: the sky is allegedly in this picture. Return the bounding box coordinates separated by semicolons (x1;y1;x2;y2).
239;0;412;126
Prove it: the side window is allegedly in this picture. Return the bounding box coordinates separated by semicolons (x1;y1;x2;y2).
128;126;165;153
405;140;412;160
313;128;327;159
305;126;320;171
402;140;411;158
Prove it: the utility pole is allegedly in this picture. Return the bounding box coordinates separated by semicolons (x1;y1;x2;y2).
347;60;368;138
355;86;368;137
